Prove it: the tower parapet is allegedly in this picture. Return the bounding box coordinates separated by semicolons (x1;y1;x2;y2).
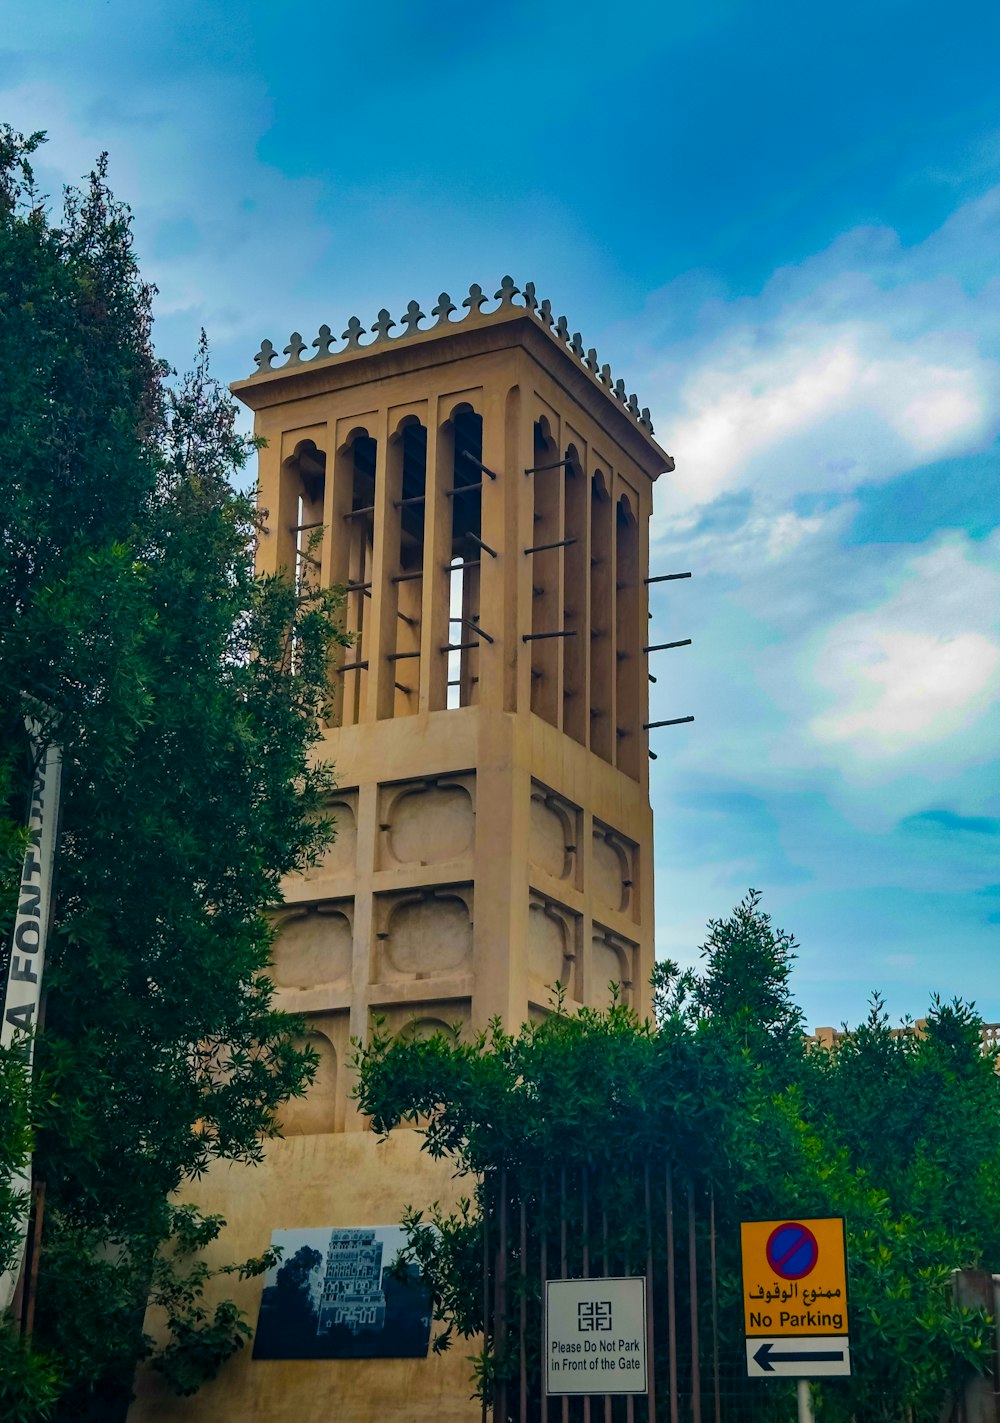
243;277;660;440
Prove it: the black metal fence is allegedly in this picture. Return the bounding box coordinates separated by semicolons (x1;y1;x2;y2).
481;1163;796;1423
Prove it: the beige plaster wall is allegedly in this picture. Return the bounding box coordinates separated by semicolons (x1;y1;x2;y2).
130;1132;480;1423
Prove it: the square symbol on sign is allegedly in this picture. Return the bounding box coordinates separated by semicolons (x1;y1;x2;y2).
578;1300;612;1332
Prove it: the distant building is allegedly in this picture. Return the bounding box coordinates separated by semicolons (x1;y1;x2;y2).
317;1230;386;1334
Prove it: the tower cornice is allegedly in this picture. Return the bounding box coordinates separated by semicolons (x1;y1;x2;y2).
231;281;673;482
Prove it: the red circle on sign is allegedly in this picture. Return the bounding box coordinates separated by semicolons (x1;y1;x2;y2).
765;1222;819;1280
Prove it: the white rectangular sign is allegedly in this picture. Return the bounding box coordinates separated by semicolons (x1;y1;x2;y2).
545;1277;647;1396
746;1336;851;1378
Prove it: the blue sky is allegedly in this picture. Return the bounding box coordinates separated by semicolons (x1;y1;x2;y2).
5;0;998;1029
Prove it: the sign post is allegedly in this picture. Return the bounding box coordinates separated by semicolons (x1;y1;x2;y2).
545;1277;647;1397
741;1217;850;1420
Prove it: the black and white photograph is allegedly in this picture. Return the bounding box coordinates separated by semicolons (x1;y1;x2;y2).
253;1226;434;1361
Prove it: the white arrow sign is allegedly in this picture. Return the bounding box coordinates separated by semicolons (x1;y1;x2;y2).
746;1336;851;1378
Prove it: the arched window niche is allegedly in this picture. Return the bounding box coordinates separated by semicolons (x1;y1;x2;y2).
615;493;641;779
529;417;561;727
384;416;427;719
443;404;484;710
589;470;613;763
562;443;587;746
332;427;377;727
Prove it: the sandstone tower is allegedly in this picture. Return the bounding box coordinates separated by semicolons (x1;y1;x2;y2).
131;280;674;1423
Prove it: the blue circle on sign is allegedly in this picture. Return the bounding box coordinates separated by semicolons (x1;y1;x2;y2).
765;1222;819;1280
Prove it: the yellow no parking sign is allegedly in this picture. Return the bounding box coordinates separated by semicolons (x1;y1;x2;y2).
740;1217;851;1378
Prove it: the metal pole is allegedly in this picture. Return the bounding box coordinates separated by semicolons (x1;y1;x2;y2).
561;1169;568;1423
645;1163;656;1423
602;1201;611;1423
519;1199;527;1423
496;1170;508;1423
483;1187;490;1423
709;1190;720;1423
687;1182;701;1423
582;1169;590;1423
665;1167;678;1423
797;1379;814;1423
541;1182;549;1423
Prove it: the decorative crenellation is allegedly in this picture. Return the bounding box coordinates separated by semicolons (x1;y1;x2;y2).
250;279;655;434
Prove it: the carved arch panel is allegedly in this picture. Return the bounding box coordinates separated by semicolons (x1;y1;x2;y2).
374;885;474;983
270;899;354;991
377;774;475;871
591;819;637;917
528;892;580;1002
590;926;638;1010
528;781;579;884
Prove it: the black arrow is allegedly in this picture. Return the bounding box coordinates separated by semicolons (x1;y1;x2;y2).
753;1341;845;1373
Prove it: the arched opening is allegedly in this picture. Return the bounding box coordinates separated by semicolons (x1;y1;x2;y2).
530;419;561;726
385;417;427;718
278;1032;338;1136
445;406;484;709
562;443;586;745
281;438;327;596
615;493;640;779
589;471;613;763
335;428;377;727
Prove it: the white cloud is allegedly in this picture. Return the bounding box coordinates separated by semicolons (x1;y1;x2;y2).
812;630;1000;747
806;536;1000;758
637;184;1000;540
662;323;994;514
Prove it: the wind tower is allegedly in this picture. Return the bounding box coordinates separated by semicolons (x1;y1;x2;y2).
237;278;673;1115
132;280;677;1423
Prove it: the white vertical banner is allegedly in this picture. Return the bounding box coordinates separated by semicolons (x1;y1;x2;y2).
0;725;62;1313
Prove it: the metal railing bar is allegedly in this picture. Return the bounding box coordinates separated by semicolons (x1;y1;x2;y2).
449;616;495;644
710;1188;721;1423
582;1167;591;1423
482;1183;490;1423
646;1162;657;1423
520;1198;528;1423
561;1167;568;1423
496;1170;508;1423
458;449;497;479
666;1166;678;1423
524;458;571;475
465;532;497;558
522;629;577;643
688;1181;702;1423
524;537;577;555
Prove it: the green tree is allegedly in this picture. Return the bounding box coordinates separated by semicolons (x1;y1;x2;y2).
0;127;347;1419
355;892;999;1423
